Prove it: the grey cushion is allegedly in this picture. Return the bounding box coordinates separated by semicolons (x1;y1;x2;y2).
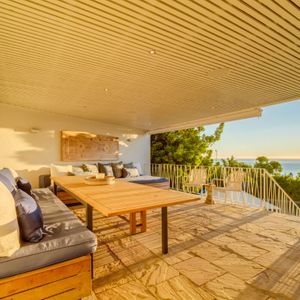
111;161;124;178
14;189;44;243
0;169;17;193
98;163;114;176
0;188;97;278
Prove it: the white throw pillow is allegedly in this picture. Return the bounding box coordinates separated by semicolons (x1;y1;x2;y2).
50;164;73;177
72;166;85;175
133;162;143;175
124;167;140;178
0;182;20;257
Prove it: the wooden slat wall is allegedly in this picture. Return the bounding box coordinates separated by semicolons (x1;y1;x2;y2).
0;0;299;130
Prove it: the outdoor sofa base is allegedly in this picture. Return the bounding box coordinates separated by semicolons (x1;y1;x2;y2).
0;255;91;300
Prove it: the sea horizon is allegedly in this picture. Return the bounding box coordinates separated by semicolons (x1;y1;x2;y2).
215;158;300;176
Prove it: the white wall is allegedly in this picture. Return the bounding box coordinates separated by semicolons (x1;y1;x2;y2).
0;103;150;187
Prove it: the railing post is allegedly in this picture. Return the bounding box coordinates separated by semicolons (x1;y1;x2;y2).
263;169;266;209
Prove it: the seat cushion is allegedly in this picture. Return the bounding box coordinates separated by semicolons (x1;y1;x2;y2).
14;189;44;243
0;182;20;257
0;188;97;278
120;175;169;184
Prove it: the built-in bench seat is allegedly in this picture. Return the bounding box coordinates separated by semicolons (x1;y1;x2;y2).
0;188;97;279
0;187;97;299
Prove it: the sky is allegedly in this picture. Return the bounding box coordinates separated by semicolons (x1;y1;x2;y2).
205;98;300;160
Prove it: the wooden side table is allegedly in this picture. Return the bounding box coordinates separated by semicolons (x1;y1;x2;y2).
204;184;215;204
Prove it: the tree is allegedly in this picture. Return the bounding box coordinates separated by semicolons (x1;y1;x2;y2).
221;155;251;168
274;173;300;203
254;156;282;175
151;123;224;166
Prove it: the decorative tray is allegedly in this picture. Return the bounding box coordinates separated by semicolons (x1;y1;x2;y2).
84;176;115;186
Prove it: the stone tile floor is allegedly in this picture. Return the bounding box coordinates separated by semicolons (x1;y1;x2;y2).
73;201;300;299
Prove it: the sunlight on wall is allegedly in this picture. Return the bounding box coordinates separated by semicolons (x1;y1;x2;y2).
0;103;150;187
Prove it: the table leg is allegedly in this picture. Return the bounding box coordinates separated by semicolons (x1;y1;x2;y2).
161;207;168;254
53;183;57;195
129;213;137;234
140;211;147;232
86;204;93;231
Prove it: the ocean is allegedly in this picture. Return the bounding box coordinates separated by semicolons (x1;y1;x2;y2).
231;159;300;176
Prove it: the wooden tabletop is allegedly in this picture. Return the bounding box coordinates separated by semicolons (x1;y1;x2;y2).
52;176;200;217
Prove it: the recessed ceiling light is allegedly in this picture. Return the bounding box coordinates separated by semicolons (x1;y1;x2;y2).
104;88;109;92
149;49;156;55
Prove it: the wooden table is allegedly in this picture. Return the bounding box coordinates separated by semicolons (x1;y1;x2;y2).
52;176;199;254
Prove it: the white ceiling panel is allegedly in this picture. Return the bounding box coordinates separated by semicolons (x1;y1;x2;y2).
0;0;299;131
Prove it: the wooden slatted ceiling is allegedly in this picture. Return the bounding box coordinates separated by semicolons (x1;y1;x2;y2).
0;0;299;131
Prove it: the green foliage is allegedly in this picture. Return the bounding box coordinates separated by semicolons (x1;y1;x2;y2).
151;123;224;166
274;173;300;203
254;156;283;175
221;156;251;168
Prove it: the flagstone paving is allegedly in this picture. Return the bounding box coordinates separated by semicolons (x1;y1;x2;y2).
74;200;300;299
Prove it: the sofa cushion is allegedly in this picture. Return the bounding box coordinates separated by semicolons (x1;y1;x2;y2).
98;163;114;176
14;189;44;243
122;167;140;178
0;168;17;193
133;162;144;175
16;177;33;196
111;162;124;178
0;182;20;257
0;188;97;278
82;164;98;174
121;175;169;185
50;164;73;177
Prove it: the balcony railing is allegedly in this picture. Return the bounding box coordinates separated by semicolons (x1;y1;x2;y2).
151;164;300;217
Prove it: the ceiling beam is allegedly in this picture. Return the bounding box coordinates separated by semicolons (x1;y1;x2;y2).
148;107;262;134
